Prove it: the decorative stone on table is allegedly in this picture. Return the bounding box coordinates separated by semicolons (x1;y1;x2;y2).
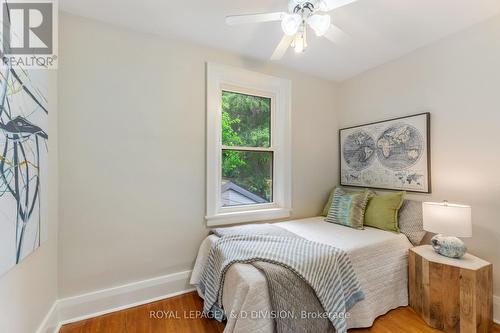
431;234;467;258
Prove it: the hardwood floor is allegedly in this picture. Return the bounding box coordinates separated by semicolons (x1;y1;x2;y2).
60;292;500;333
59;292;225;333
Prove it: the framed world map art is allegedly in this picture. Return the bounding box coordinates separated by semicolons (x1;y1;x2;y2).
339;113;431;193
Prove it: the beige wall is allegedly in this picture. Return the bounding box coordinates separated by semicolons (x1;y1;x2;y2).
58;13;338;297
338;15;500;296
0;74;58;333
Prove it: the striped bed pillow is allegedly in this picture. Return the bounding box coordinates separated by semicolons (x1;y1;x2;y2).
326;187;370;230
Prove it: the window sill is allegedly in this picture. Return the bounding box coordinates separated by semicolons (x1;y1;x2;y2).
206;207;292;227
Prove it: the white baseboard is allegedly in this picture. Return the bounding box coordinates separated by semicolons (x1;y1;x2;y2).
494;295;500;325
35;301;60;333
36;270;194;333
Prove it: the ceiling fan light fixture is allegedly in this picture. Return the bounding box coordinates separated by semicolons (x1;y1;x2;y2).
308;14;331;36
225;0;356;60
281;13;302;36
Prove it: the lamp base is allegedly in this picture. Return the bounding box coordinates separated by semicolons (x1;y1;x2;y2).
431;234;467;259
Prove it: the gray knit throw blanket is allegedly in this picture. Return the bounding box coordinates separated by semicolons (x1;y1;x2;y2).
198;224;364;333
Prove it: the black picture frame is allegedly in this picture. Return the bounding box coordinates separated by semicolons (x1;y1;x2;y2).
339;112;431;194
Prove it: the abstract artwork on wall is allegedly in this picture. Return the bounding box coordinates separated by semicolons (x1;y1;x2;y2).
0;64;49;277
339;113;430;193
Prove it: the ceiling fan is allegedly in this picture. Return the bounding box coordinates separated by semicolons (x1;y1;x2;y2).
226;0;358;60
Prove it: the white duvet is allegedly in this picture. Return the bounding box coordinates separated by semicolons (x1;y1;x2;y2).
190;217;413;333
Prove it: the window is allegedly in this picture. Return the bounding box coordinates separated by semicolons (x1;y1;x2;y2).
206;63;291;226
221;91;273;207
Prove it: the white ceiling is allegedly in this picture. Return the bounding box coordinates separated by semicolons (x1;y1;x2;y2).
60;0;500;81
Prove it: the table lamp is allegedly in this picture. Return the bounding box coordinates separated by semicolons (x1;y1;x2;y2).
422;201;472;259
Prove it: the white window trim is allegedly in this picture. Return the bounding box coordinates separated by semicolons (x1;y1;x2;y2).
206;63;292;226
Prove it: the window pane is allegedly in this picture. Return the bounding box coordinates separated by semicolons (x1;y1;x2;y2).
221;150;273;207
222;91;271;148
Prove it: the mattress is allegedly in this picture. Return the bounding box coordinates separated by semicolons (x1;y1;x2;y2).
190;217;413;333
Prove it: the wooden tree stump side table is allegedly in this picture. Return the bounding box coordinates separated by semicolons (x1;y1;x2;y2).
409;245;493;333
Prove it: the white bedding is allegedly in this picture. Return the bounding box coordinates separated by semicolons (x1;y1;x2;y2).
190;217;413;333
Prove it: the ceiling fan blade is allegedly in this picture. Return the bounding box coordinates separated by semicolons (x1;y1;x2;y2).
271;35;294;61
320;0;358;12
226;12;285;25
324;24;351;45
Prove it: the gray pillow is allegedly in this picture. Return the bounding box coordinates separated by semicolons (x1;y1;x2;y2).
398;200;426;246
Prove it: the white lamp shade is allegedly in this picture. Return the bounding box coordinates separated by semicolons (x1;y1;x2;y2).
307;14;331;36
281;14;302;36
422;202;472;237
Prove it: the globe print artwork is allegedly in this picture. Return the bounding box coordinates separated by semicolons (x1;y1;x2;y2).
376;124;423;170
340;113;430;193
343;131;376;171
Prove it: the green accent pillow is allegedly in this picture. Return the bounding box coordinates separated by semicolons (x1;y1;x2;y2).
325;187;370;230
364;191;405;232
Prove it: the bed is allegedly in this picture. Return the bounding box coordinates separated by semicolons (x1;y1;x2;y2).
191;216;414;333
